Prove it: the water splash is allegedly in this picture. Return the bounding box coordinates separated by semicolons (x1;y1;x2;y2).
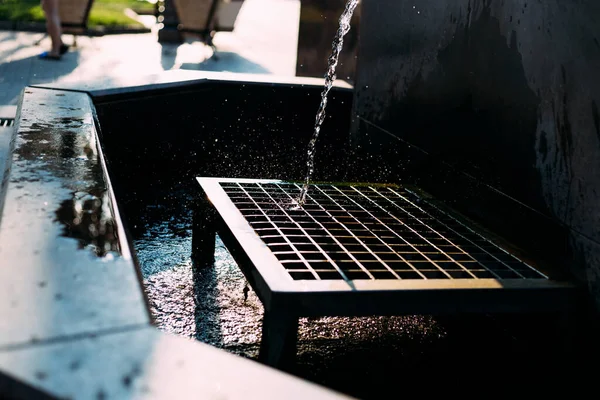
297;0;360;205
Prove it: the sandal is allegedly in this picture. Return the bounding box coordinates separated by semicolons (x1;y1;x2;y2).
38;51;61;61
60;43;69;55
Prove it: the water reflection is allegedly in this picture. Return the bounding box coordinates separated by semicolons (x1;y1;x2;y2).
55;190;120;257
16;112;121;258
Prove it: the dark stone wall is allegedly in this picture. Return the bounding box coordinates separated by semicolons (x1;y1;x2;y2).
351;0;600;309
296;0;360;82
94;80;353;204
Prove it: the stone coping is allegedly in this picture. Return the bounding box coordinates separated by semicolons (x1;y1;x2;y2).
0;106;17;119
31;69;353;101
0;85;351;399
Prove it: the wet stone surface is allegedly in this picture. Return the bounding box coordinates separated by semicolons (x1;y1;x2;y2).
0;326;348;400
132;185;566;397
144;242;264;357
0;88;149;349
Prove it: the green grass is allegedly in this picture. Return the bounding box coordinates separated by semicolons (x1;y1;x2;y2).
0;0;155;27
0;0;44;21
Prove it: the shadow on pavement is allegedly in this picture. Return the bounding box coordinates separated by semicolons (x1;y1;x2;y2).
180;51;271;74
0;52;80;105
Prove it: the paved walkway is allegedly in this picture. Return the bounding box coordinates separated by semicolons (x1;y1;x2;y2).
0;0;300;106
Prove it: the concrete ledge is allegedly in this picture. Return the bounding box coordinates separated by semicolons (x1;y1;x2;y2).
0;326;349;399
31;69;353;101
0;87;351;399
0;88;150;350
0;106;17;119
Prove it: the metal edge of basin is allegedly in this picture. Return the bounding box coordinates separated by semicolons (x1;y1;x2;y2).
30;70;354;104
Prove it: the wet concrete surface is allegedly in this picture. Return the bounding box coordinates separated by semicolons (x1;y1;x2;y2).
0;88;149;350
127;183;581;396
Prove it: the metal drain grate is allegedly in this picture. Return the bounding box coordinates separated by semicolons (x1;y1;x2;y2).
0;118;14;127
221;181;546;282
195;177;577;368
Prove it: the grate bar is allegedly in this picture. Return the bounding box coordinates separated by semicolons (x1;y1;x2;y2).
349;186;479;279
331;185;454;278
221;181;547;282
310;185;407;279
386;187;547;279
0;118;15;127
236;183;320;279
383;189;524;278
257;183;353;281
285;184;377;280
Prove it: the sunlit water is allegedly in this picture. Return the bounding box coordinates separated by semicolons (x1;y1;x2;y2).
297;0;360;205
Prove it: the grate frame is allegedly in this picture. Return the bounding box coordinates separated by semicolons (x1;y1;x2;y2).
194;177;576;317
0;118;14;127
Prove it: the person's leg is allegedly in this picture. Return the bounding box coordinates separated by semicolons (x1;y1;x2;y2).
41;0;63;56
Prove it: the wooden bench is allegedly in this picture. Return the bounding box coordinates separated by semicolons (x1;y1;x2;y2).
35;0;97;47
171;0;245;56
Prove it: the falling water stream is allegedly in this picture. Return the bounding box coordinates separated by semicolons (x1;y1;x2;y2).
297;0;360;205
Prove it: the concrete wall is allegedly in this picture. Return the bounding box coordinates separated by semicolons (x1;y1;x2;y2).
352;0;600;309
